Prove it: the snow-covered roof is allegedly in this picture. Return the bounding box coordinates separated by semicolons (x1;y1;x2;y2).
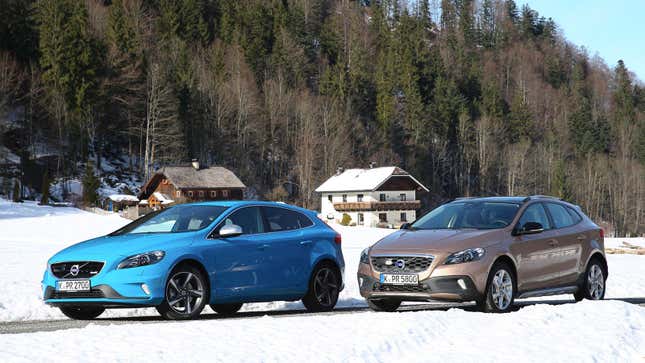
152;192;174;205
315;167;428;193
108;194;139;203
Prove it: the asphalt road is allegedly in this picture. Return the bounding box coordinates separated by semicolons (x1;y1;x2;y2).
2;298;643;335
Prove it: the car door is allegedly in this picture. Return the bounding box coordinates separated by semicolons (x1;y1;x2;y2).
511;202;559;292
260;206;313;295
207;206;272;299
544;203;584;286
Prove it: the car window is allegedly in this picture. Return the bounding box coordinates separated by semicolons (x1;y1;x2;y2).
222;207;265;234
262;207;312;232
545;203;575;228
518;203;551;230
566;207;582;224
110;205;227;235
412;202;520;230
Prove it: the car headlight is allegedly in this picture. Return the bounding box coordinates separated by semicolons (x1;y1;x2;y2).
117;251;165;269
444;248;485;265
360;248;370;264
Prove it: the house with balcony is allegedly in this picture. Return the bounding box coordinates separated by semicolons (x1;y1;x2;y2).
315;166;428;228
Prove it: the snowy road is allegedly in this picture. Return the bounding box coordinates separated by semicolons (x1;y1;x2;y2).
1;299;644;335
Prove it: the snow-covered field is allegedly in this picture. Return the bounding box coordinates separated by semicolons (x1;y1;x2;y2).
0;199;644;362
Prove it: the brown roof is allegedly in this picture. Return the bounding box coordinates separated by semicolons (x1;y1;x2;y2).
160;166;246;189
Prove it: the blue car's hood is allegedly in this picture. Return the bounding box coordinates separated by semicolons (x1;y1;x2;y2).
50;233;195;262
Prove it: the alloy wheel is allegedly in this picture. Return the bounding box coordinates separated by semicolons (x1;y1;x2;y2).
313;267;338;308
166;271;205;315
491;269;513;310
587;264;604;300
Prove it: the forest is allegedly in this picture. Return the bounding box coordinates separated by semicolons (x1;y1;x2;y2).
0;0;643;235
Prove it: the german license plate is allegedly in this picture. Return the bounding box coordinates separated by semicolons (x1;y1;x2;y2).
56;280;90;292
380;274;418;285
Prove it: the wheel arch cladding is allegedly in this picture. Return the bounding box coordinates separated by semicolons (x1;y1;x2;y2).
492;255;517;281
312;257;341;276
589;252;608;276
171;258;211;302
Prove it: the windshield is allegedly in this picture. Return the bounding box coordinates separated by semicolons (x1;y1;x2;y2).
109;205;228;235
411;202;520;230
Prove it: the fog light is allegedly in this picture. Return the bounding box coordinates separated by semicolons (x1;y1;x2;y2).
457;279;467;290
141;283;150;295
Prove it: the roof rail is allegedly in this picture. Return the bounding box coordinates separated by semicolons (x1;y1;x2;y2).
529;195;563;201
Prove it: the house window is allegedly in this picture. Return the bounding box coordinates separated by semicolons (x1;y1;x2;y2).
400;212;407;222
379;193;386;202
211;191;217;197
358;213;364;225
357;194;364;202
162;179;169;185
199;190;204;197
188;191;194;197
400;193;406;201
342;194;347;203
379;213;387;222
222;190;229;198
328;195;333;202
176;191;181;198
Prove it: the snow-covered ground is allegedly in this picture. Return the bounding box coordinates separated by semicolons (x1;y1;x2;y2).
0;199;644;362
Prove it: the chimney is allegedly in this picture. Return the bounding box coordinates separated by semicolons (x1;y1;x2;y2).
191;159;200;170
336;166;344;175
369;161;377;169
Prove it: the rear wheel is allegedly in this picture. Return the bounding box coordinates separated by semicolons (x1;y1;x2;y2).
574;259;606;302
156;265;209;320
481;262;515;313
302;263;340;312
366;298;401;312
210;303;243;316
59;306;105;320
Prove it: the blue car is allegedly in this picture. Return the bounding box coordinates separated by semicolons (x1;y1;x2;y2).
42;201;345;320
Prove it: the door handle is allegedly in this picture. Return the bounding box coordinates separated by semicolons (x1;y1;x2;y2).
576;235;586;241
257;244;270;250
548;239;559;247
299;240;313;246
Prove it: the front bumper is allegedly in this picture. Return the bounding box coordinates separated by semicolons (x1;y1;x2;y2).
357;257;489;302
42;260;169;307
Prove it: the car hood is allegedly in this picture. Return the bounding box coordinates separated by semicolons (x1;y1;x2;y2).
370;228;506;254
49;233;195;263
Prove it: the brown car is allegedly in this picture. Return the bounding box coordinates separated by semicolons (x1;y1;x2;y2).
357;196;607;313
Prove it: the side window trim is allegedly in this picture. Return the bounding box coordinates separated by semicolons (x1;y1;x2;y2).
261;206;316;232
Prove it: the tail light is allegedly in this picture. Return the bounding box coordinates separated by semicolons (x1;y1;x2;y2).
599;228;604;239
334;233;342;245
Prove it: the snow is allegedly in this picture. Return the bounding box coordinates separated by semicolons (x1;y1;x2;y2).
315;166;398;192
0;199;644;362
153;191;174;205
107;194;139;203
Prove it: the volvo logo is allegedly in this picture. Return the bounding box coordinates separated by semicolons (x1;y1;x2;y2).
395;259;406;269
70;264;80;276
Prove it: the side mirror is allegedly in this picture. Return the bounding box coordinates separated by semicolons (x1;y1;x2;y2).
400;223;411;230
514;222;544;236
219;224;243;238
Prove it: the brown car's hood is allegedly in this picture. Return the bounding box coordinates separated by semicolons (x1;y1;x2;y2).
371;228;506;254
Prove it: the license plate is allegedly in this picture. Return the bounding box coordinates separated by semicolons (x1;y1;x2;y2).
380;274;419;285
56;280;90;292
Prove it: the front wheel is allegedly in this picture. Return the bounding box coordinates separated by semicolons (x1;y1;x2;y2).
367;298;401;312
156;265;209;320
480;262;515;313
302;263;340;312
59;306;105;320
210;303;243;316
574;259;606;302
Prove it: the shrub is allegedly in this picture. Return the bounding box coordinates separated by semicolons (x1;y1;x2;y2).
340;213;351;226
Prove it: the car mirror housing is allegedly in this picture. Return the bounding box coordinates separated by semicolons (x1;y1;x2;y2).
514;222;544;236
400;223;411;230
219;224;243;238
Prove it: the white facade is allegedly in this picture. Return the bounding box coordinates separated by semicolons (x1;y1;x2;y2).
316;167;428;228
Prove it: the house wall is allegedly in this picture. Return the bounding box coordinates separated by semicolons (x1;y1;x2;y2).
320;190;417;228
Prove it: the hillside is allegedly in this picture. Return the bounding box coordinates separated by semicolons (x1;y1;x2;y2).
0;0;643;235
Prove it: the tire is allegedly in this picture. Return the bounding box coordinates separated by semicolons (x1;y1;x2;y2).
480;262;515;313
367;299;401;312
59;306;105;320
302;263;341;312
210;303;243;316
574;258;606;302
156;264;209;320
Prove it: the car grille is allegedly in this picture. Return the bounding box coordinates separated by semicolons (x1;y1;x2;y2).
373;284;430;293
50;261;104;278
370;256;434;273
48;289;105;299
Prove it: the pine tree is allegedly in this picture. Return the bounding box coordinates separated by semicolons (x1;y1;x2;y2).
552;160;571;201
40;171;50;205
82;163;100;206
12;180;21;202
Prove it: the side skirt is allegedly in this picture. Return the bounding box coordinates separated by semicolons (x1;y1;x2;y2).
517;285;579;299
